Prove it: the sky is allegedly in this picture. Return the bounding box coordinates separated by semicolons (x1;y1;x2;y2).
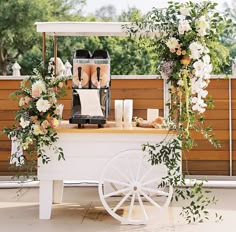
83;0;233;15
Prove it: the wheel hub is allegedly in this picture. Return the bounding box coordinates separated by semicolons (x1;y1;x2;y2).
132;182;140;192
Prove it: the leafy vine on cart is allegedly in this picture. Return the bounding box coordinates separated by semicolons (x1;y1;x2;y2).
127;0;233;223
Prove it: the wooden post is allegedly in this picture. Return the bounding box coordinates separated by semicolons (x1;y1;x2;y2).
54;35;57;76
42;32;46;68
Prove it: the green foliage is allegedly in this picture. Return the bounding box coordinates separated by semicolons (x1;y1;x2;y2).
0;0;84;75
143;138;222;223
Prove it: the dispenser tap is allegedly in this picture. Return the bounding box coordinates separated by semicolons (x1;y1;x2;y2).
96;67;101;89
78;67;82;88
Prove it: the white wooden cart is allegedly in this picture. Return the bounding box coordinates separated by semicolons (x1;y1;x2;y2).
35;22;179;224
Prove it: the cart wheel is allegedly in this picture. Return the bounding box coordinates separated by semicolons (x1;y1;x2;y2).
98;149;173;224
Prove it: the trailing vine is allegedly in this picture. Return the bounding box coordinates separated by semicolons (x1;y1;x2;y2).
142;137;223;223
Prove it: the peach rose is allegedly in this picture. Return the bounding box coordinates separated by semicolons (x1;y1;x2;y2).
32;89;41;98
24;96;31;104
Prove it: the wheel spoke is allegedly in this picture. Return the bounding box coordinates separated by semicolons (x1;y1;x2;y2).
142;186;170;197
103;178;130;187
139;166;154;183
141;177;162;186
137;192;149;221
128;192;135;220
112;165;131;183
112;190;132;213
125;157;135;182
104;187;131;198
140;190;161;209
135;156;143;181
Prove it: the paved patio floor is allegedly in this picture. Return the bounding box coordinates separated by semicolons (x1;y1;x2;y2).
0;185;236;232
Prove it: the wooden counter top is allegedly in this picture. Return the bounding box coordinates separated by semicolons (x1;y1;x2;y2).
56;121;174;134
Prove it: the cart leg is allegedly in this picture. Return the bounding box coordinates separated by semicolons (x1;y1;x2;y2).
39;180;53;219
53;180;64;204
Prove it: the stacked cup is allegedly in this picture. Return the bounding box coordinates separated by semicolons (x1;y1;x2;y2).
114;99;133;128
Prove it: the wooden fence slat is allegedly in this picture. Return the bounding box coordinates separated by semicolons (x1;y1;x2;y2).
183;151;229;161
111;79;163;89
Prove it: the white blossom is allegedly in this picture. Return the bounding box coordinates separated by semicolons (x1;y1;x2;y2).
177;79;184;86
20;117;30;128
36;98;51;112
191;98;207;113
166;37;179;50
192;78;207;94
32;124;43;135
178;19;191;34
196;16;210;36
32;80;46;98
189;42;204;60
202;54;211;64
180;7;191;16
199;89;208;98
193;60;205;71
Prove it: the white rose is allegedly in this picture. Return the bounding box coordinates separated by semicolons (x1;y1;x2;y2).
32;80;46;98
32;124;43;135
178;19;191;34
36;98;51;112
166;37;179;50
20;117;30;128
180;7;191;16
196;16;210;36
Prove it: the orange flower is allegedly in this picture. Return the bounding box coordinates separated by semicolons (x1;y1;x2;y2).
181;56;191;66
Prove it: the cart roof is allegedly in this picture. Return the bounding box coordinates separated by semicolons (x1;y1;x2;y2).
35;21;131;36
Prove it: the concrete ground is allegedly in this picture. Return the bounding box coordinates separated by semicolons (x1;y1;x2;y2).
0;185;236;232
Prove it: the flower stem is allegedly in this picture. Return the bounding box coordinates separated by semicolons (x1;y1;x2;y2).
182;69;190;135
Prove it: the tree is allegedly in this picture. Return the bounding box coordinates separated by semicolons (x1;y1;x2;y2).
95;4;117;21
0;0;85;75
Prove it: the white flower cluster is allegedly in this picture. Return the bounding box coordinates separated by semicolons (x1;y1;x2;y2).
190;50;212;113
32;80;46;98
36;98;51;112
177;7;212;114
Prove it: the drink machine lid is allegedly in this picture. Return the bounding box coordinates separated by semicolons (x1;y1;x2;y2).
92;50;109;59
74;49;91;59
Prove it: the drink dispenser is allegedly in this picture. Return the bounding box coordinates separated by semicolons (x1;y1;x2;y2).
91;50;110;89
69;49;111;128
72;49;91;88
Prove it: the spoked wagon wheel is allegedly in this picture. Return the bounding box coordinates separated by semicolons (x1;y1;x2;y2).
98;149;173;225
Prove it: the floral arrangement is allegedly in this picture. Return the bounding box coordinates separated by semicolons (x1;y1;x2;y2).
127;0;232;150
126;0;232;223
3;67;71;176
